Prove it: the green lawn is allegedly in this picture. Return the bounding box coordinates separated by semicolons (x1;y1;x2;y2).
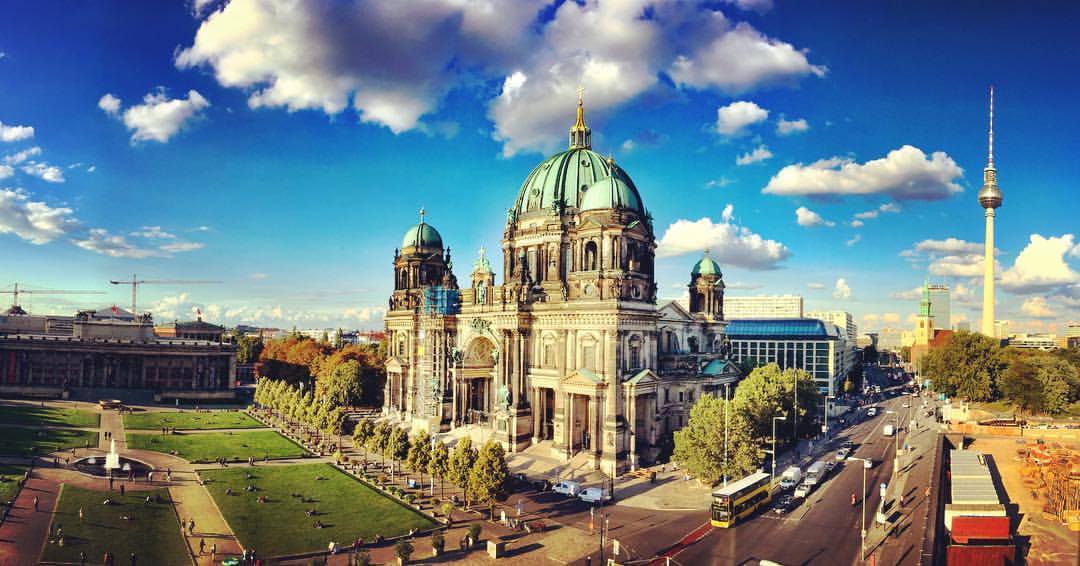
0;464;28;506
123;410;264;430
0;427;98;456
41;485;189;566
125;430;306;463
0;404;100;428
203;463;435;557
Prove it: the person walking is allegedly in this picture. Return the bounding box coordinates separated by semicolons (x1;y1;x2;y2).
33;496;39;511
79;506;84;522
210;543;216;563
79;551;86;566
120;484;125;497
199;538;206;555
129;552;136;566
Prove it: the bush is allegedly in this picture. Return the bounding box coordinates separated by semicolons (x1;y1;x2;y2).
431;531;445;553
466;523;481;542
395;539;414;563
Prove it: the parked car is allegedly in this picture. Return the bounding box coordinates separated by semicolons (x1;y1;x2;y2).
579;487;612;504
823;461;837;475
836;448;849;461
552;480;582;497
772;494;794;514
532;478;552;492
793;482;813;499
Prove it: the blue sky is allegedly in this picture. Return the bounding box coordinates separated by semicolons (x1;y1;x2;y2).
2;0;1078;334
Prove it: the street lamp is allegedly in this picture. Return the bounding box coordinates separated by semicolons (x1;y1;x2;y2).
849;457;873;561
771;415;787;485
723;382;731;487
823;394;835;439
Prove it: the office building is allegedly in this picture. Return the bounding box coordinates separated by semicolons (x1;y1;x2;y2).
928;284;951;329
725;318;851;397
806;310;857;343
724;295;803;319
1008;333;1058;350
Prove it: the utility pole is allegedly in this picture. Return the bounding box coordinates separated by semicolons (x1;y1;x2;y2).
723;382;730;487
771;415;787;484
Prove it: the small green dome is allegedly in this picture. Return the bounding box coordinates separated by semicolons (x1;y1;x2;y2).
691;252;722;277
513;148;645;216
401;222;443;250
579;168;644;213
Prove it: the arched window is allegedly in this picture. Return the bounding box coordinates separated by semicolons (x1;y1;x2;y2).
580;335;597;371
584;241;598;271
688;336;699;353
628;335;642;370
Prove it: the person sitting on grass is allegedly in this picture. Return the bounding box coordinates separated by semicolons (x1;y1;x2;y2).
225;488;233;496
313;519;324;529
306;507;318;517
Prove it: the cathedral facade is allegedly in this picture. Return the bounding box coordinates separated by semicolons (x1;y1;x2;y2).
383;100;739;476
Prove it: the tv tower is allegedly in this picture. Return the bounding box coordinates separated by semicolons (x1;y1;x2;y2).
978;87;1002;337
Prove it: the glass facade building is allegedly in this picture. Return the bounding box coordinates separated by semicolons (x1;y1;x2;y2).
725;318;848;396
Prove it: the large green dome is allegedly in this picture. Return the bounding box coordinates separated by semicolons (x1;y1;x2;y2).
691;252;722;277
512;148;645;216
401;222;443;250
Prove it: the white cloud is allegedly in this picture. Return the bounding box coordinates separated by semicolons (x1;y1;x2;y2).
721;0;773;12
794;206;834;228
879;202;901;213
159;241;206;253
736;144;772;165
3;146;41;166
900;238;1002;277
21;162;65;183
807;282;825;290
715;100;768;136
669;19;825;94
721;203;735;223
98;93;122;116
929;254;992;278
0;189;77;244
706;177;734;189
913;237;983;255
250;272;269;280
763;145;963;201
846;234;862;247
776;117;808;135
656;206;790;270
174;0;824;156
130;226;176;239
1001;234;1080;294
1020;297;1055;319
882;312;901;324
0;165;11;180
833;278;852;299
892;286;922;300
86;165;96;173
73;228;162;259
0;121;34;142
106;88;210;143
850;219;864;228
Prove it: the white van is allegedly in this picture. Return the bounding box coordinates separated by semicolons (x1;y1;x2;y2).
578;487;611;504
552;480;582;497
779;466;802;490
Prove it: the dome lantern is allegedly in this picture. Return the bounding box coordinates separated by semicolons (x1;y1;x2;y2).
569;86;592;150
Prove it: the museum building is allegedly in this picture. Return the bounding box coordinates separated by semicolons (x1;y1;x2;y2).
383;99;739;475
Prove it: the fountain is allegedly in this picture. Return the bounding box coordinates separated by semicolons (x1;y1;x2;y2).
104;438;121;474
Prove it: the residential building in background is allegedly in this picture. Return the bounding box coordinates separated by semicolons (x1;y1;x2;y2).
1008;333;1058;350
724;295;803;319
806;310;857;343
928;284;951;330
725;318;851;396
1060;322;1080;348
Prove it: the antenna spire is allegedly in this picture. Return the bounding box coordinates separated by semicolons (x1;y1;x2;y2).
419;207;426;224
988;86;995;167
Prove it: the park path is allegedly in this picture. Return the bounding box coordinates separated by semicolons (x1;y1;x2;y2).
170;483;243;566
99;408;122;450
0;469;60;566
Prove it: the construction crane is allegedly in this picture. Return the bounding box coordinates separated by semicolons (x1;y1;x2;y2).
108;274;221;317
0;282;105;312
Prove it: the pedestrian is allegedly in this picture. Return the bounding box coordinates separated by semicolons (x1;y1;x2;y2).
210;543;216;563
200;538;206;555
33;496;39;511
900;494;905;507
188;518;195;535
925;485;931;498
129;552;136;566
120;484;125;497
79;506;84;522
79;551;86;566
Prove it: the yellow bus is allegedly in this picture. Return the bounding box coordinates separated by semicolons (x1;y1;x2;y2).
710;471;772;528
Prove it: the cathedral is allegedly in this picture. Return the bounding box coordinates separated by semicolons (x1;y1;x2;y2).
383;98;739;476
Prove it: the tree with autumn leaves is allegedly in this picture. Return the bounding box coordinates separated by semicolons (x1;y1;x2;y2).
256;335;385;408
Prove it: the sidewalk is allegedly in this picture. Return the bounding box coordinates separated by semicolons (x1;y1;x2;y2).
171;483;243;565
0;469;59;566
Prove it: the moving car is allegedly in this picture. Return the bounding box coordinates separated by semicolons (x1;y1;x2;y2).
836;448;849;461
772;494;795;514
552;480;582;497
579;487;612;504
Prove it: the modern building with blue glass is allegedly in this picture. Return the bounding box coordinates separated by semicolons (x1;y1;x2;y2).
725;318;852;396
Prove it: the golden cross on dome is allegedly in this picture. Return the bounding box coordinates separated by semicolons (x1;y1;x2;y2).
419;207;426;223
577;84;585;104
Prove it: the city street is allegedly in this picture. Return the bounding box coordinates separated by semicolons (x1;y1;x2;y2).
668;366;934;565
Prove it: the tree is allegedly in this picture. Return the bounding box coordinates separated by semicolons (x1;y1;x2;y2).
732;364;821;442
673;394;760;485
319;359;365;408
998;357;1044;414
1023;353;1080;414
388;427;410;476
353;419;374;465
235;334;264;364
448;437;477;504
407;430;432;489
468;440;509;511
394;539;414;564
429;441;450;498
370;422;390;469
922;331;1004;401
899;345;912;364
